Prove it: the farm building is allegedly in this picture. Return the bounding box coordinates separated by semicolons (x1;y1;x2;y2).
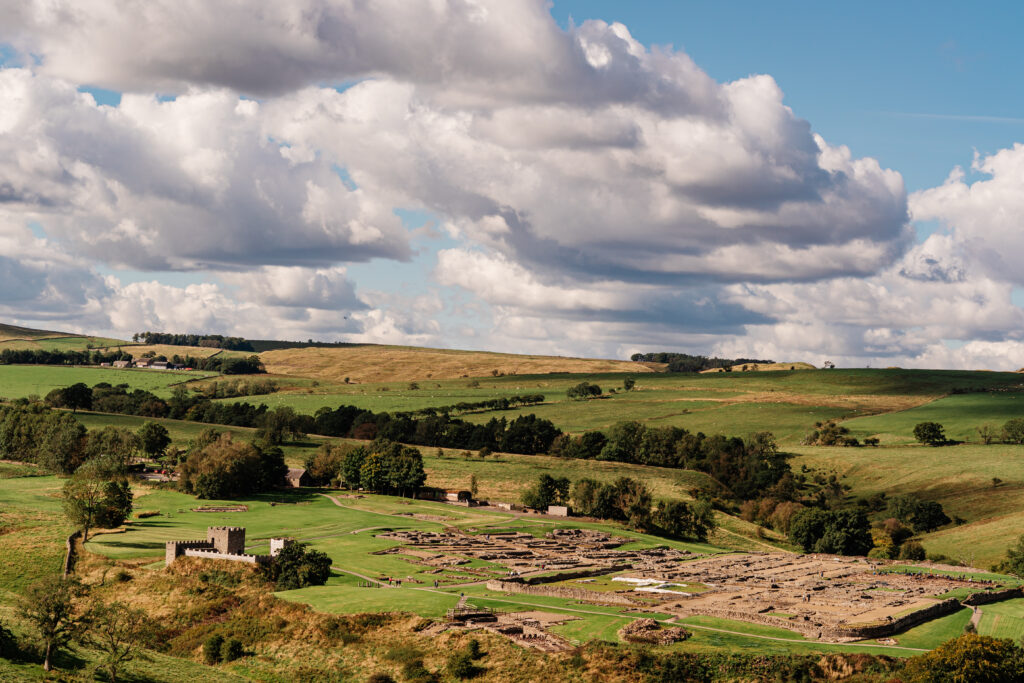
285;468;312;487
546;505;571;517
112;360;131;368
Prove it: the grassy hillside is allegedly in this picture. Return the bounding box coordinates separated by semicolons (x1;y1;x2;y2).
790;443;1024;568
260;344;660;383
842;391;1024;444
0;322;68;340
0;365;218;400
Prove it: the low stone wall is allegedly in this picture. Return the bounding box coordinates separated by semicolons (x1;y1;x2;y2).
165;539;214;566
684;598;961;642
63;531;81;577
522;566;626;585
962;587;1023;606
183;548;272;565
828;599;960;641
486;579;639;606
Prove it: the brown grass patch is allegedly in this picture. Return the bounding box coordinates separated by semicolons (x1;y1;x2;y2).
260;345;656;383
711;391;940;415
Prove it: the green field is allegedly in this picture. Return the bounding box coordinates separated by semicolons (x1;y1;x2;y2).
977;598;1024;640
790;443;1024;567
843;392;1024;444
0;364;217;400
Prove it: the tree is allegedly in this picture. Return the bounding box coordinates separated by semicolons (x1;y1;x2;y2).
62;463;133;542
521;474;570;510
652;499;716;541
1002;418;1024;444
566;382;602;400
901;634;1024;682
994;535;1024;578
262;542;333;590
469;474;478;498
17;576;87;672
85;427;141;468
913;421;946;446
977;423;998;445
341;446;367;489
899;541;926;561
45;383;93;413
789;508;872;556
137;422;171;459
622;378;636;392
84;601;154;682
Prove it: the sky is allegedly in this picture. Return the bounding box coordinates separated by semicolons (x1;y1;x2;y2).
1;0;1024;369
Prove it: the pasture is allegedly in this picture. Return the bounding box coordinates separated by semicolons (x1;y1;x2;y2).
790;443;1024;567
0;364;217;400
842;391;1024;444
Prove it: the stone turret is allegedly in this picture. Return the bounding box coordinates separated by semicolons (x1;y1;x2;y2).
270;538;295;557
207;526;246;555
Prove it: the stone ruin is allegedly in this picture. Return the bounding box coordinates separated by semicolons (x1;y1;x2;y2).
165;526;294;567
375;527;694;576
618;618;690;645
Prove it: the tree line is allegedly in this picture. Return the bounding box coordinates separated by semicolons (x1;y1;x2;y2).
552;422;789;501
519;473;716;542
630;351;773;373
133;332;255;351
401;394;545;417
0;348;264;374
0;348;132;366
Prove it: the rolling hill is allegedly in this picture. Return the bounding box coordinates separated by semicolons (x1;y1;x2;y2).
259;344;662;383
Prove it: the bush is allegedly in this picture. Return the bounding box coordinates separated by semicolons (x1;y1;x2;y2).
899;541;927;561
902;634;1024;682
913;421;946;446
203;634;224;664
366;674;396;683
221;637;243;662
447;651;480;679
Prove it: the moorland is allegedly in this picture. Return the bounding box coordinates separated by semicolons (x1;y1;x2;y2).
3;323;1024;681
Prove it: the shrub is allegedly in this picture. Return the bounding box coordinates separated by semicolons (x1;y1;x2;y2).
366;674;396;683
203;634;224;664
221;637;243;662
913;421;946;446
901;634;1024;682
899;541;927;561
447;651;480;679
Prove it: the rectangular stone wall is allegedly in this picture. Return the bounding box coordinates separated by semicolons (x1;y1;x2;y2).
183;548;272;565
165;540;214;566
485;580;639;606
207;527;246;555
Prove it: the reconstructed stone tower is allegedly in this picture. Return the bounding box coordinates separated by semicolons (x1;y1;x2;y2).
208;526;246;555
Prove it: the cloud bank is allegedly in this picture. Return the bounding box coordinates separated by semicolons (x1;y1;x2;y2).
0;0;1019;369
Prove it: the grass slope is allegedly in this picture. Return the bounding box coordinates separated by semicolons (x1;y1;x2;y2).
0;365;217;400
260;345;658;383
842;391;1024;444
791;443;1024;567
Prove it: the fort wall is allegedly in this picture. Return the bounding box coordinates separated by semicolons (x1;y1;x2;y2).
165;539;214;566
486;579;640;606
961;587;1023;606
184;548;272;565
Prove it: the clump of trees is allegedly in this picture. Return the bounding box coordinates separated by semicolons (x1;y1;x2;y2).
566;382;602;400
134;331;255;351
178;432;288;499
518;474;716;542
62;456;133;541
193;378;279;399
992;534;1024;578
886;494;951;533
630;352;773;373
0;348;132;367
901;634;1024;682
332;440;427;497
554;423;790;502
260;542;333;590
521;474;570;510
788;508;873;556
0;403;88;473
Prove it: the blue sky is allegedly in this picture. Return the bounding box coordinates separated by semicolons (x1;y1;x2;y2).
554;1;1024;194
1;1;1023;369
